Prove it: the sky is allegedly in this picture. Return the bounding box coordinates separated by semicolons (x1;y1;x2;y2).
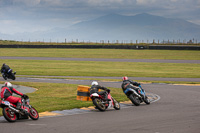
0;0;200;34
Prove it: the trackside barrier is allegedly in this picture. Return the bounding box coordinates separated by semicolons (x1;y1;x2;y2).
77;85;92;101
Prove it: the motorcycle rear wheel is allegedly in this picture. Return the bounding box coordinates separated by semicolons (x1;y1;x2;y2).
29;107;39;120
112;98;120;110
93;98;106;111
129;94;140;106
3;107;17;122
2;74;7;80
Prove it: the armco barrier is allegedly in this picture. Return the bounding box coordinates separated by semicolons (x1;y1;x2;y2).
0;44;199;50
149;45;200;50
0;44;148;49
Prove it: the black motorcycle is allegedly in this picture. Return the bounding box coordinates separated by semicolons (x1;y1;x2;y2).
2;69;16;80
123;85;150;106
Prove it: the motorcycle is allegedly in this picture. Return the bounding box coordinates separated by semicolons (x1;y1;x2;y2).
2;69;16;80
0;96;39;122
90;91;120;111
124;85;150;106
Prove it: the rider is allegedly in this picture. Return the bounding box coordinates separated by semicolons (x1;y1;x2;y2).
89;81;111;101
121;76;141;94
1;63;16;80
0;82;28;109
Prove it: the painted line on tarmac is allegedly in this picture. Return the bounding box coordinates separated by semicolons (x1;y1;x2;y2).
0;93;160;121
38;92;160;118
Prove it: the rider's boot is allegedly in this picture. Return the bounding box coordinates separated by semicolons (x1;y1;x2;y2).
104;96;111;102
16;102;22;111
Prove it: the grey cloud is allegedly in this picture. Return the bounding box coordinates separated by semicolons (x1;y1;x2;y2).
0;0;199;34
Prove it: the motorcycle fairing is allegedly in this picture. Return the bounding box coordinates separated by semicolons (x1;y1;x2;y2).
90;93;99;98
124;88;141;97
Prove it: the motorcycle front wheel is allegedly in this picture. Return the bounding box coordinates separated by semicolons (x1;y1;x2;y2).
144;96;150;105
29;107;39;120
93;98;106;111
10;73;16;80
129;94;141;106
3;107;17;122
112;98;120;110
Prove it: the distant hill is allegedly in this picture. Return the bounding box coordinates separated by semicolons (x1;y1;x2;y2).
1;13;200;42
65;13;200;42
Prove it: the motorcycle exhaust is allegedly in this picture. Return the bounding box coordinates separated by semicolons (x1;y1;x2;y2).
132;90;141;98
8;105;20;113
8;105;24;115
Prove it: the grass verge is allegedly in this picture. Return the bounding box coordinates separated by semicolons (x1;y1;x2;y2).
0;48;200;60
0;81;127;116
1;59;200;78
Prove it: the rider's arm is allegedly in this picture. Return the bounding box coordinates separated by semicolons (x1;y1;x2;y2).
129;80;140;86
11;88;24;96
99;86;110;93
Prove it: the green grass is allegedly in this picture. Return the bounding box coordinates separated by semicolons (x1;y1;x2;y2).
0;48;199;116
0;48;200;60
0;82;127;116
1;59;200;78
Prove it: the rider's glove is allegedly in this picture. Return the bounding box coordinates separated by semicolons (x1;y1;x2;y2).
137;83;141;86
22;94;29;99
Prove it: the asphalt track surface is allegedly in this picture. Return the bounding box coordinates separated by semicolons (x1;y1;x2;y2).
1;56;200;64
0;57;200;133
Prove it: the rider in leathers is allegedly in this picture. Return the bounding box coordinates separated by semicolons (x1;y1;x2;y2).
1;82;28;109
90;81;111;101
121;76;141;95
1;63;16;80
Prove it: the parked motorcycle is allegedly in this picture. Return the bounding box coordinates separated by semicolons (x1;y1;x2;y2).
124;85;150;106
0;96;39;122
90;91;120;111
2;69;16;80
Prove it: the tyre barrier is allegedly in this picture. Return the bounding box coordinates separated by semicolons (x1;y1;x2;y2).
77;85;92;101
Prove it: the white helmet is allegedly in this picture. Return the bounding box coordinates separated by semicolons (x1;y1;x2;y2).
4;82;13;88
91;81;98;86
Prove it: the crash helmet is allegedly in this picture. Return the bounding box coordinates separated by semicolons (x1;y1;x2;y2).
4;82;12;88
122;76;128;81
91;81;98;86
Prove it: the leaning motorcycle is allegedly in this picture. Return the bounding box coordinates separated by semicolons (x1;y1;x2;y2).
124;85;150;106
0;96;39;122
90;91;120;111
2;69;16;80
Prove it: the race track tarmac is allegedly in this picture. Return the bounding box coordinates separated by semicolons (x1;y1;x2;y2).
1;56;200;64
0;56;200;133
0;77;200;133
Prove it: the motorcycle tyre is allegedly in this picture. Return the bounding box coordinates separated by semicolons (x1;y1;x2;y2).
93;98;106;111
112;98;120;110
144;96;150;105
29;107;39;120
129;94;140;106
10;73;16;80
2;74;7;80
3;107;17;122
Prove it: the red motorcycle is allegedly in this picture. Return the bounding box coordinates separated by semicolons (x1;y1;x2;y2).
0;96;39;122
90;91;120;111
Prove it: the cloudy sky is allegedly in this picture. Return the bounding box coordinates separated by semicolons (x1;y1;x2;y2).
0;0;200;34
